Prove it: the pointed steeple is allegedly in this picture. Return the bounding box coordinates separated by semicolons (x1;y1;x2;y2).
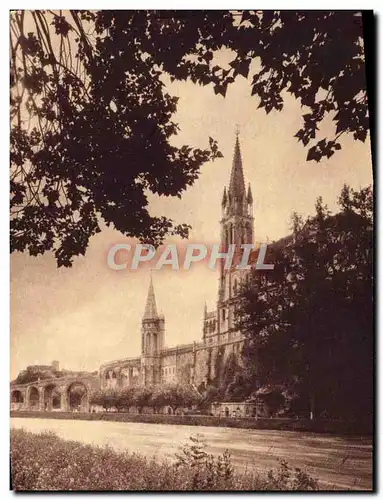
221;186;227;207
247;183;253;204
143;274;158;320
229;134;246;198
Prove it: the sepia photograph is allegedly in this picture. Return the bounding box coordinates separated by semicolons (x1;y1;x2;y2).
10;9;374;492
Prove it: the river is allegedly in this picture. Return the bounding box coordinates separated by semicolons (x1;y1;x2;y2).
11;417;372;490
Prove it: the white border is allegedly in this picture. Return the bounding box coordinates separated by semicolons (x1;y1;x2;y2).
2;4;381;499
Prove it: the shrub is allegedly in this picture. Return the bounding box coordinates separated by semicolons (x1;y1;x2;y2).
11;429;319;491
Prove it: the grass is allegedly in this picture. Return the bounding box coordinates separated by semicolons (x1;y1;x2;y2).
11;429;319;491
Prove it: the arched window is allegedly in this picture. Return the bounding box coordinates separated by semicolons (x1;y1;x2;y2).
112;371;117;379
233;279;238;295
105;372;110;379
222;308;226;321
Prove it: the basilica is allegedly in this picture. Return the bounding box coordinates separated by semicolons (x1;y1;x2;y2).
100;134;254;390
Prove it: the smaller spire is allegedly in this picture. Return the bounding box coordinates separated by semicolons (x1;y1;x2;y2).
247;183;253;204
204;302;207;317
229;134;246;198
221;186;227;207
143;273;158;320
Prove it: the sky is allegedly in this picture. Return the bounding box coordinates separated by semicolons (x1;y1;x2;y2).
10;51;373;379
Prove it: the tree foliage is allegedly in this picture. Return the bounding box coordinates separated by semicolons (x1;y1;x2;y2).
68;383;87;408
10;10;221;266
89;383;200;413
11;11;370;266
236;185;373;420
150;10;369;161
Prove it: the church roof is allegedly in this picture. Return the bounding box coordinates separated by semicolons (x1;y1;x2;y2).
143;275;159;320
229;134;246;198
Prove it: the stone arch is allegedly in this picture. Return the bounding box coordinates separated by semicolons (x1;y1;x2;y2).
43;384;62;411
11;390;24;404
11;389;24;410
110;370;118;388
66;381;89;412
27;386;40;410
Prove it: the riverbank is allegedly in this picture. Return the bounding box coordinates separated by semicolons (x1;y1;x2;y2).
11;428;320;491
11;417;373;490
10;410;372;435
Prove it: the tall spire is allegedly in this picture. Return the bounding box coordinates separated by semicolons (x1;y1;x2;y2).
229;133;246;198
143;274;158;320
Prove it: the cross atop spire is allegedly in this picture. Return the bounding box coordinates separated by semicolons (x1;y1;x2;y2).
229;133;246;198
143;273;158;320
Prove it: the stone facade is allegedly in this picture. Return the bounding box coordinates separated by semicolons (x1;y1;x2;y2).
10;374;100;412
100;134;253;391
211;401;258;418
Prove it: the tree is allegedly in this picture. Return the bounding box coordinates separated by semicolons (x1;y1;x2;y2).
132;386;153;413
149;385;166;413
89;389;104;407
11;11;370;266
201;385;219;408
218;352;239;400
155;383;201;413
236;185;373;421
14;370;52;385
149;11;370;162
68;384;87;409
225;372;249;403
10;10;222;267
89;388;118;411
118;386;137;412
254;386;286;417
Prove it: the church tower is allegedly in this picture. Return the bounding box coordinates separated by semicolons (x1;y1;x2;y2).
140;275;165;385
220;133;254;270
218;132;254;336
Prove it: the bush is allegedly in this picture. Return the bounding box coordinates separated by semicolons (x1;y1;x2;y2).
11;429;318;491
